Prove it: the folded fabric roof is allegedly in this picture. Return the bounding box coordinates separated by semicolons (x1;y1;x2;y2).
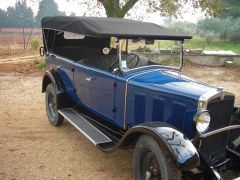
41;16;192;40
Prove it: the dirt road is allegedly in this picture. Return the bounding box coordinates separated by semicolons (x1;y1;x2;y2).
0;72;133;180
0;59;239;179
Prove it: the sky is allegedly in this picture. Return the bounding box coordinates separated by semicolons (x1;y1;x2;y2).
0;0;205;24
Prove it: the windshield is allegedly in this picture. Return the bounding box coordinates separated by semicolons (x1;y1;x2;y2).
116;38;183;72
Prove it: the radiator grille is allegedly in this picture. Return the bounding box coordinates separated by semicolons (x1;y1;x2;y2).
152;97;165;122
134;93;145;124
208;97;234;131
200;96;235;163
172;101;186;130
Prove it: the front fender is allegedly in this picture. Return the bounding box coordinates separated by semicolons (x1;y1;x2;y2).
134;123;200;171
110;122;200;171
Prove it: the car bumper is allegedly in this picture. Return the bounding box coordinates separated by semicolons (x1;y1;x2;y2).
192;124;240;162
188;124;240;179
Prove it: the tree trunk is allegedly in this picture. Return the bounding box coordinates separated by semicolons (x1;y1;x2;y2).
25;28;33;49
99;0;138;18
22;28;26;50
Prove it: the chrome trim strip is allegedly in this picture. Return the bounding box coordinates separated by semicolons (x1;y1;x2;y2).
123;69;161;129
200;125;240;138
198;88;235;109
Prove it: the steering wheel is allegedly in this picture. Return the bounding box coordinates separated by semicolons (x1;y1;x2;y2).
109;53;140;73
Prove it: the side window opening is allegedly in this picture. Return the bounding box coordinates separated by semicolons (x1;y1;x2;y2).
64;32;85;40
46;30;110;61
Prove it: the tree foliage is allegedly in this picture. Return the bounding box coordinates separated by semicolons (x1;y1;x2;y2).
0;9;7;28
1;0;35;28
196;17;240;44
0;0;65;28
75;0;223;18
166;21;196;35
220;0;240;18
36;0;65;23
227;19;240;44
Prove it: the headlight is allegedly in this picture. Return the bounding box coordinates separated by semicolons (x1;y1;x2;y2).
193;110;211;133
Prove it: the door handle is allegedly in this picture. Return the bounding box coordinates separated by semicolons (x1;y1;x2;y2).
86;77;92;81
85;76;96;81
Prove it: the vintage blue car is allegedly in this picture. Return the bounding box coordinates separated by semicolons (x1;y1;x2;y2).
41;16;240;179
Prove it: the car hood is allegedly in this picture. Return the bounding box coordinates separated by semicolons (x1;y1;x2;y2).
128;70;215;101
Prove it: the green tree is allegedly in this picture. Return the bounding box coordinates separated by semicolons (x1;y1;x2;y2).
36;0;65;23
0;9;7;28
167;21;196;35
220;0;240;18
205;31;216;46
76;0;223;18
197;17;231;40
227;19;240;45
5;0;35;28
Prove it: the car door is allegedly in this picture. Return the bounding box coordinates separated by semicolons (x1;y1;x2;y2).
88;69;116;124
73;63;92;108
73;62;118;126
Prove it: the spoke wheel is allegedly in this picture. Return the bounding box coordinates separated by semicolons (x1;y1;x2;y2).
133;135;182;180
45;83;63;126
141;152;161;180
47;92;57;118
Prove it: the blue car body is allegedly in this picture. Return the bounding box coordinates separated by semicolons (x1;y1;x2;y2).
41;16;240;179
47;54;213;139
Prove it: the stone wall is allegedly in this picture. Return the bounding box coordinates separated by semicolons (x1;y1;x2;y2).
136;52;240;67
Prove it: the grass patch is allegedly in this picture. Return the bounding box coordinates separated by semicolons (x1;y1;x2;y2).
129;37;240;54
185;36;240;54
34;58;45;69
0;45;39;57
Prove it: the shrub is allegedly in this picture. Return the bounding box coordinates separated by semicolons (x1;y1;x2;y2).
30;39;41;50
132;45;152;52
205;31;216;46
35;58;46;69
227;19;240;45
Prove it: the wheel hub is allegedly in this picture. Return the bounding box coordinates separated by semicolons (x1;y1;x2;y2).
142;152;161;180
48;93;57;117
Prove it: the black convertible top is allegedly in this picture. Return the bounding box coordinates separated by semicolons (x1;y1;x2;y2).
41;16;192;40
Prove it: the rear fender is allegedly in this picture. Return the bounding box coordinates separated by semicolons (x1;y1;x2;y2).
42;70;65;93
118;122;200;171
42;70;68;108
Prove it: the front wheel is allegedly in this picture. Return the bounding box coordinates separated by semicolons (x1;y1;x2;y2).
45;83;63;126
133;135;182;180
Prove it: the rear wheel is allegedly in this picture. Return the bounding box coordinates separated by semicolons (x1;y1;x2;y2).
45;83;63;126
133;135;181;180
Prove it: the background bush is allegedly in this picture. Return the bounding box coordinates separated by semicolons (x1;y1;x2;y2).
30;39;41;50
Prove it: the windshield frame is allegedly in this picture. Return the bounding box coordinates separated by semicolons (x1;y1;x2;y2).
117;38;184;74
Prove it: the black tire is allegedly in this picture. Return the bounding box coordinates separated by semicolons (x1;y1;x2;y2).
133;135;182;180
45;83;64;126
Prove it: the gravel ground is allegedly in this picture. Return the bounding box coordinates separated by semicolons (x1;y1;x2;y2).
0;58;239;180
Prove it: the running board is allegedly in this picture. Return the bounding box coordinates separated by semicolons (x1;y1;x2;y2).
58;108;112;145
